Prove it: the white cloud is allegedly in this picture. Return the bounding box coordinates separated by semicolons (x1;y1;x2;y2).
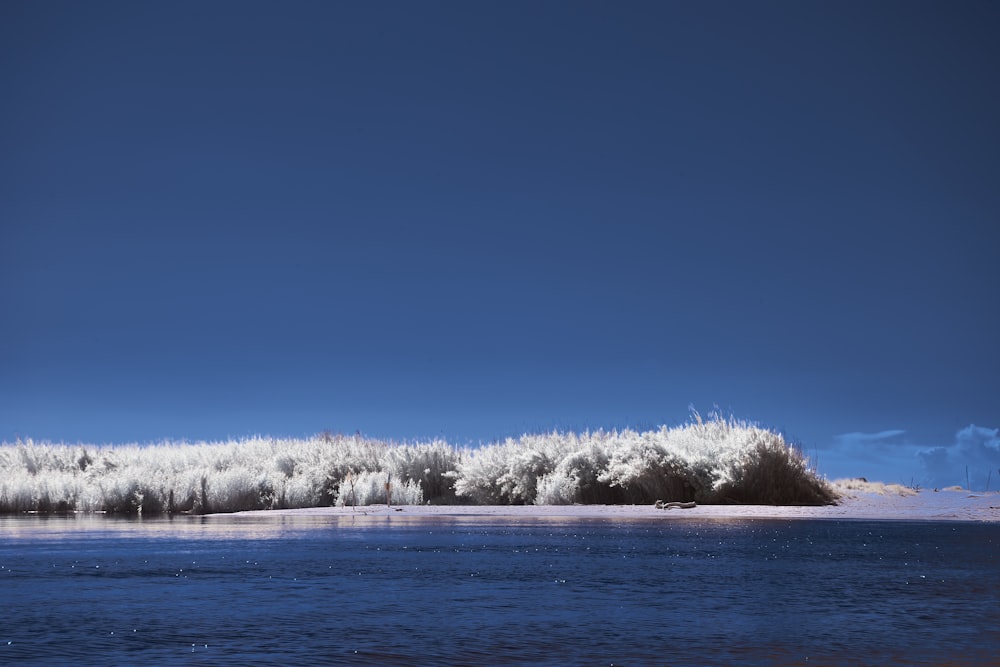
816;425;1000;488
918;425;1000;490
814;429;922;483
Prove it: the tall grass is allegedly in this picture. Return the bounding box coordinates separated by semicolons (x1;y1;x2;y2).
0;415;836;514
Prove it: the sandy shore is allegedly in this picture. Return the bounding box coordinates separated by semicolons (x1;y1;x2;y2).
232;488;1000;522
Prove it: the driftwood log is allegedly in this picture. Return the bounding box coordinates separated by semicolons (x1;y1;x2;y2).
655;500;697;510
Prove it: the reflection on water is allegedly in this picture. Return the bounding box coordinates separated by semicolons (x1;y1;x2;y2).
2;515;998;666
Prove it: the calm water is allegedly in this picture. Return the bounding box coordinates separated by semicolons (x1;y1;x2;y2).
1;514;998;666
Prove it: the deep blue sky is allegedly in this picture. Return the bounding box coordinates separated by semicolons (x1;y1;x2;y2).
2;1;998;485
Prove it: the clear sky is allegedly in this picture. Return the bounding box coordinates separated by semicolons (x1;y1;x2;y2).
2;1;998;487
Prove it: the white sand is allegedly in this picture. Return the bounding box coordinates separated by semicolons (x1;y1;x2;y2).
232;489;1000;522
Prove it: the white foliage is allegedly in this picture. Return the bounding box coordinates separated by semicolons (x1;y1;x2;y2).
535;443;609;505
454;433;573;504
334;471;423;507
0;415;834;513
534;469;580;505
383;441;460;502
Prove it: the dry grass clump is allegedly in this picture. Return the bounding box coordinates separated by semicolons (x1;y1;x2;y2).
1;414;837;514
459;412;836;506
831;478;918;497
712;430;837;505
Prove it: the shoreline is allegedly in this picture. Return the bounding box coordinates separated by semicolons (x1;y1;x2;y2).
228;488;1000;523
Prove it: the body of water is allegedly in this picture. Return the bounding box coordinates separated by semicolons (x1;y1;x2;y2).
2;514;998;665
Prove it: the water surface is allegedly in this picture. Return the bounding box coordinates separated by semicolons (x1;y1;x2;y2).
2;514;997;665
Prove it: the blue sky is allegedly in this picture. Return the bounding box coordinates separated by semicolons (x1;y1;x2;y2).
2;1;998;487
